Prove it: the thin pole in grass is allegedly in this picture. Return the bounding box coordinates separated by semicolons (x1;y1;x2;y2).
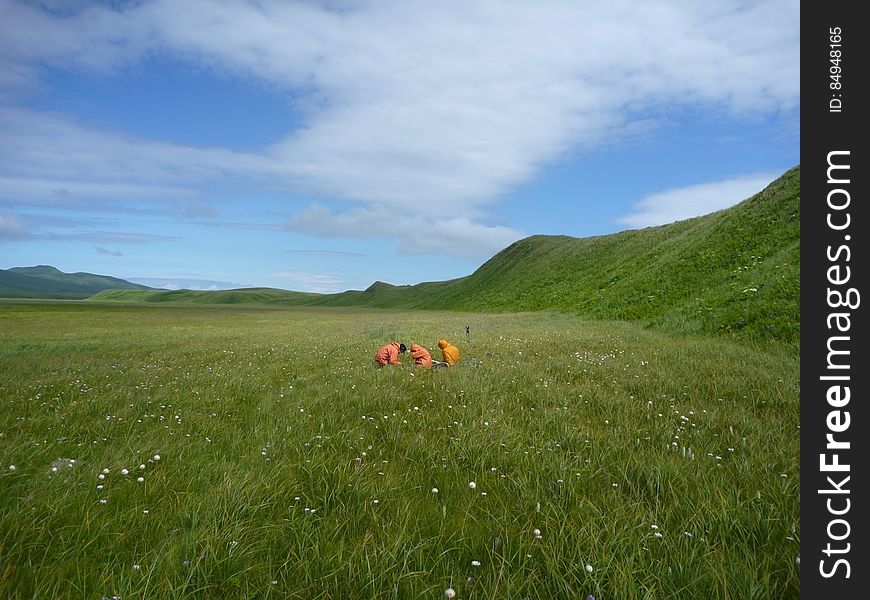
465;325;471;355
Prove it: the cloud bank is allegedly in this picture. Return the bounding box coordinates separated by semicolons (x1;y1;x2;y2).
0;0;799;258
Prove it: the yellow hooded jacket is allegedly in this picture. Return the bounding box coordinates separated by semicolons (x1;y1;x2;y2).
437;339;461;365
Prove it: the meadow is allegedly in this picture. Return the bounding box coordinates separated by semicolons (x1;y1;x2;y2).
0;301;799;599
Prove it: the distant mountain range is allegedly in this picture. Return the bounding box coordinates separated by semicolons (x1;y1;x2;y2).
4;166;799;344
0;265;154;299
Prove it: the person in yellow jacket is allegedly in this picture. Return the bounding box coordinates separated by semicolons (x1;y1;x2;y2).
375;341;406;366
437;339;461;366
409;343;433;368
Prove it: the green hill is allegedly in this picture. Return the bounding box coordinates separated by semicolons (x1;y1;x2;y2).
310;166;800;343
0;265;155;299
89;166;799;344
90;287;318;305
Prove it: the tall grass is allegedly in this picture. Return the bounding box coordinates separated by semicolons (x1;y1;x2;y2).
0;301;799;598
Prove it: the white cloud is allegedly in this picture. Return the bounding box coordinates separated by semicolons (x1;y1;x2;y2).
287;204;524;260
0;0;153;81
271;269;356;294
0;107;275;204
126;277;244;291
616;172;782;229
0;0;799;256
45;231;179;244
181;201;218;219
0;211;30;240
0;175;193;206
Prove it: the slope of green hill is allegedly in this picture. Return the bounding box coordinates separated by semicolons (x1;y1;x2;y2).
89;287;318;305
0;265;154;299
315;166;800;343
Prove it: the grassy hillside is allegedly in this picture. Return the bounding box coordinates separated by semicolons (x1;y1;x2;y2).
91;287;318;305
0;266;154;299
315;165;800;344
90;166;799;345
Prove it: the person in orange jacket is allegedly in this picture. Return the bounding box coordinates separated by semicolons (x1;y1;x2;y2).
409;343;433;368
375;341;406;366
437;339;461;365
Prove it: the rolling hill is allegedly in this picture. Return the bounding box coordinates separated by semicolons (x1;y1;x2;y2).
308;166;800;342
0;265;155;299
91;287;319;305
92;165;799;344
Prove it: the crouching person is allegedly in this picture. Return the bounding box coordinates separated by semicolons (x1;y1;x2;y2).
437;339;461;366
410;343;433;368
375;341;406;366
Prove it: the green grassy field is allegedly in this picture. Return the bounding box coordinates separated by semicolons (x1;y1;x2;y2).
0;301;799;599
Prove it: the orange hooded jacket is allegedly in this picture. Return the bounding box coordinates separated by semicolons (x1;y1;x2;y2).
410;343;433;368
437;339;461;365
375;341;404;365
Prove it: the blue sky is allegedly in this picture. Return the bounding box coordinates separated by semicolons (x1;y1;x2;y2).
0;0;799;293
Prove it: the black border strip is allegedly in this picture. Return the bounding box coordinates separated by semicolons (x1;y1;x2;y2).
801;2;868;595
